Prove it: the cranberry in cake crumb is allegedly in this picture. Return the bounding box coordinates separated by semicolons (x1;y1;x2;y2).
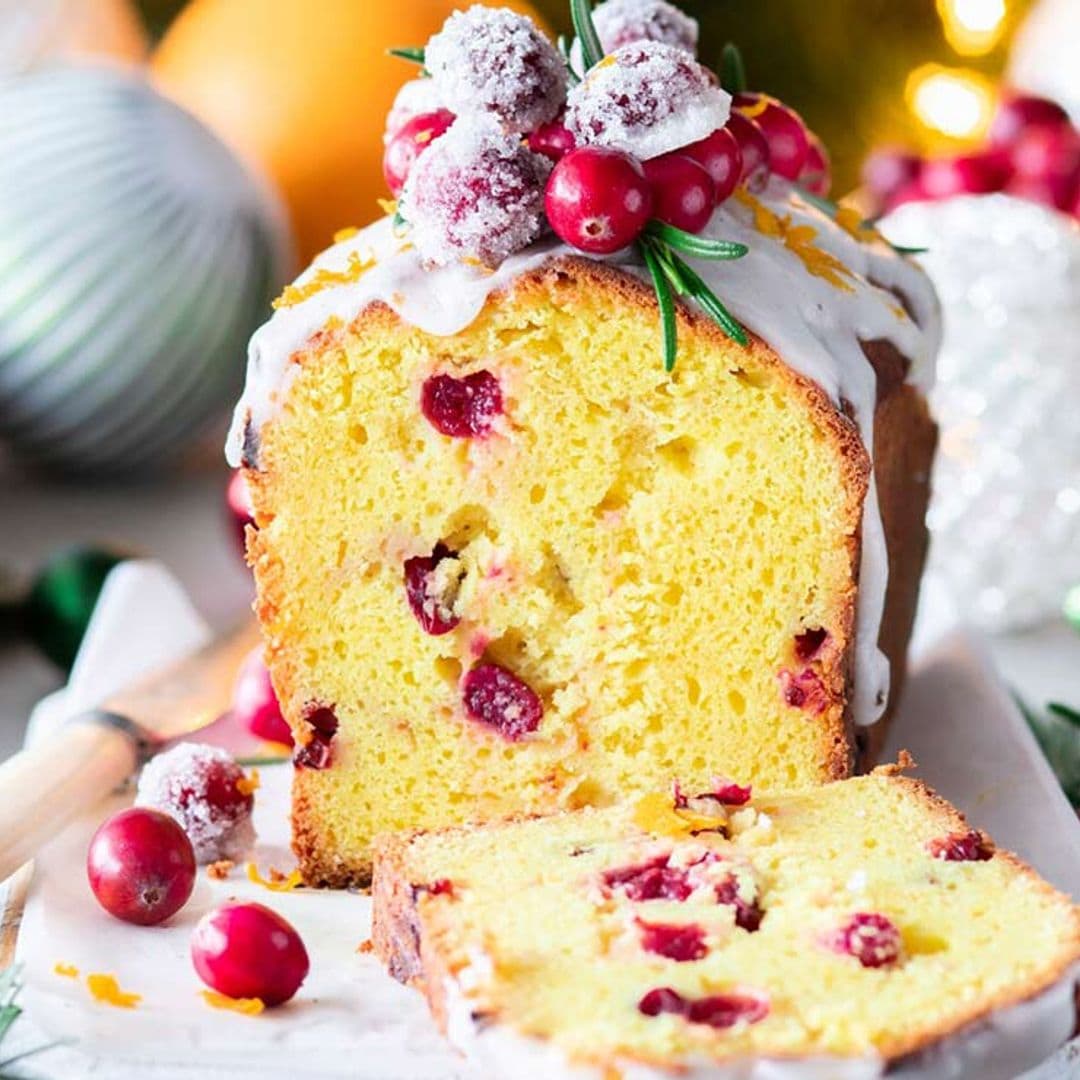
293;703;339;770
711;778;752;806
638;986;687;1017
714;875;763;931
638;986;769;1027
778;668;829;714
793;626;829;662
429;878;455;896
833;912;902;968
638;920;708;962
461;663;543;740
404;543;462;635
135;743;256;864
421;371;503;438
927;830;994;862
603;855;693;902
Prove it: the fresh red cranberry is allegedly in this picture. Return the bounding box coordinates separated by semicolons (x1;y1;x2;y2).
225;470;255;556
800;132;831;196
714;875;763;931
778;668;829;714
927;830;993;862
919;151;1012;200
1008;126;1080;210
989;93;1072;149
725;112;770;191
734;93;810;181
232;647;293;746
87;808;196;926
638;987;769;1027
404;543;461;635
603;856;693;902
545;147;654;254
461;663;543;740
862;148;923;203
687;992;769;1028
527;120;576;162
682;127;743;205
382;108;455;196
833;912;902;968
793;627;829;662
638;920;708;962
643;153;716;233
638;986;688;1017
191;901;310;1006
421;370;503;439
293;703;338;770
711;779;752;806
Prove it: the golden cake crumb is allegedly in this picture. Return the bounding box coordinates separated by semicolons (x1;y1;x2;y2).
207;859;235;881
200;989;265;1016
247;862;304;892
357;939;375;954
53;962;79;978
86;973;141;1009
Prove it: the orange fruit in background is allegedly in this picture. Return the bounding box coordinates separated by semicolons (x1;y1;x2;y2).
152;0;552;264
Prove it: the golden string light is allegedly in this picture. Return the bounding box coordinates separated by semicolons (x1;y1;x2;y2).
936;0;1009;56
906;63;997;141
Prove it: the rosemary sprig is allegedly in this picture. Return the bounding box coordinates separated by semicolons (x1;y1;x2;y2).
644;221;748;261
641;241;678;372
797;187;929;256
719;43;747;94
0;966;64;1077
570;0;604;70
388;46;426;66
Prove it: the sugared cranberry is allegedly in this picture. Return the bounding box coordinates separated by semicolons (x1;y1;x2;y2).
589;0;698;56
778;668;829;714
927;830;993;862
919;151;1012;200
734;93;810;182
638;987;769;1027
293;703;338;770
232;647;293;746
862;148;923;204
421;370;503;439
800;132;831;196
725;112;770;191
643;153;716;233
793;627;829;662
638;920;707;962
404;543;462;635
682;127;742;205
462;663;543;740
545;146;654;254
687;992;769;1028
382;108;456;197
715;875;763;931
87;807;196;926
191;901;310;1006
385;78;447;143
527;120;576;162
603;855;692;902
225;470;255;556
833;912;902;968
135;743;256;864
989;93;1072;149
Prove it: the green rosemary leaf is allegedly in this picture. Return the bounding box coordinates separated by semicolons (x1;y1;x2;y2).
650;243;689;296
644;221;748;260
388;46;426;66
1049;702;1080;727
0;968;21;1051
668;254;750;347
719;43;747;94
570;0;604;71
1065;584;1080;634
235;755;291;767
641;241;678;372
0;1040;66;1073
796;187;929;257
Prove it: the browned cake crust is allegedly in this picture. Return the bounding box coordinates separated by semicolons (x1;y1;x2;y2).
245;257;936;888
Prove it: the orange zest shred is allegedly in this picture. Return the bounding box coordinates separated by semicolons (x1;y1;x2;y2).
377;197;399;216
890;303;909;321
54;962;79;978
200;989;265;1016
833;205;880;245
632;792;727;838
734;190;855;292
86;973;141;1009
246;862;304;892
357;939;375;954
272;251;377;309
333;225;359;243
236;768;261;797
736;97;769;120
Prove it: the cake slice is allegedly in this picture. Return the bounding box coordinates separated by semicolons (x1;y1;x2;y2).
372;769;1080;1078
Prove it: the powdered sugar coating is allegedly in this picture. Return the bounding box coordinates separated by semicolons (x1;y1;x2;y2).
401;116;550;268
385;78;447;143
135;743;256;864
425;6;567;135
565;41;729;161
570;0;698;74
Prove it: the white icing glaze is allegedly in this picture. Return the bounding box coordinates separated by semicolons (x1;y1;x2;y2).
226;177;941;727
441;964;1078;1080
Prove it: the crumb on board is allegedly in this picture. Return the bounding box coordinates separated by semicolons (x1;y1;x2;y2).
208;860;235;881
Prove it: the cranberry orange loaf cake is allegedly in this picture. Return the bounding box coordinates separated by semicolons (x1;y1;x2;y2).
372;770;1080;1078
226;2;940;885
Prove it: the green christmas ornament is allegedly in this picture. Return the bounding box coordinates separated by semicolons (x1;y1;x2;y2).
23;547;125;671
